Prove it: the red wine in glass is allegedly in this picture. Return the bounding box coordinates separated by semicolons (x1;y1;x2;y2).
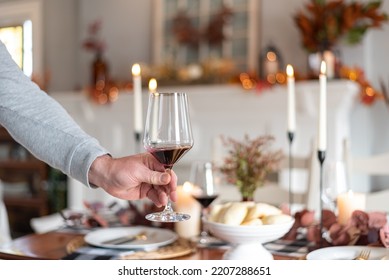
192;194;218;208
147;144;192;169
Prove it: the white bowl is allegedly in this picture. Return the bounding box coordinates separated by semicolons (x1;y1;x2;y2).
204;218;294;260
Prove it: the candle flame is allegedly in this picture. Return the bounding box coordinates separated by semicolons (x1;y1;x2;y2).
148;78;157;92
320;60;327;75
183;181;194;193
132;63;141;76
286;64;294;77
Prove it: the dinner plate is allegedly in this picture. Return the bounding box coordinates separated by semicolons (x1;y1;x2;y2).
306;246;389;260
84;226;178;250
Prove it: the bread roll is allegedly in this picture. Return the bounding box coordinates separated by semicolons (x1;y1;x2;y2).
262;214;293;225
241;218;263;226
208;203;230;222
218;202;248;225
244;202;282;222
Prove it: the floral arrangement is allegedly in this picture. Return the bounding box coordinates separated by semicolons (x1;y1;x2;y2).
172;5;233;47
82;19;106;55
219;134;283;200
283;209;389;248
294;0;388;53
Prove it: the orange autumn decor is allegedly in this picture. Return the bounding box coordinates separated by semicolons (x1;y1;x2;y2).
339;65;387;106
294;0;388;53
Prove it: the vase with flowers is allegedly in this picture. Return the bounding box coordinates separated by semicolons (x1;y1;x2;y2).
218;134;283;201
82;19;109;88
294;0;388;78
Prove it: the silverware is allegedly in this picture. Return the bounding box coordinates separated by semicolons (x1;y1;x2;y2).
354;249;370;260
101;231;147;245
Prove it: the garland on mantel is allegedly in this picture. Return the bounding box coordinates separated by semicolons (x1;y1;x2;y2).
238;65;387;107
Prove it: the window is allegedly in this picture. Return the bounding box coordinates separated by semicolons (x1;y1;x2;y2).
0;20;33;76
153;0;259;73
0;0;43;78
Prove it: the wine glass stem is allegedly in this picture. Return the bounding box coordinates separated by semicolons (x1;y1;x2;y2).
162;168;174;213
163;200;173;213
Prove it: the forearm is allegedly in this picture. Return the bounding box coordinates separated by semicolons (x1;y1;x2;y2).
0;41;109;186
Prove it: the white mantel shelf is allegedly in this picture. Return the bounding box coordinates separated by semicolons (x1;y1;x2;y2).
51;80;360;207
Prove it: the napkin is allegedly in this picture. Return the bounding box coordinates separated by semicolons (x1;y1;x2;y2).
264;237;312;258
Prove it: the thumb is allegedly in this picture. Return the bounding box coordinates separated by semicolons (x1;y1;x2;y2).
148;171;171;185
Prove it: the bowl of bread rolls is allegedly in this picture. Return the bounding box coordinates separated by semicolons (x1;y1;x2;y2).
203;201;294;260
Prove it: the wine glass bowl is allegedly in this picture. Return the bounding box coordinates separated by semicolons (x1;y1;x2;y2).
322;160;349;211
143;92;194;222
190;161;220;245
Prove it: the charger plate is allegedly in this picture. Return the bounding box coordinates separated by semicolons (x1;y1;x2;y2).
66;236;196;260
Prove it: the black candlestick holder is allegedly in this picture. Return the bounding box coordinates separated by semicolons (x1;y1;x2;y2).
317;149;326;247
287;131;294;213
134;132;142;154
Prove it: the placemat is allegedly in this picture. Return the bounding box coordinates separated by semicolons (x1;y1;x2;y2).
63;236;196;260
264;237;312;259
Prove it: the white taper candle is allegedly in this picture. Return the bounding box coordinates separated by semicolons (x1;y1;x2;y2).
318;61;327;151
286;64;296;133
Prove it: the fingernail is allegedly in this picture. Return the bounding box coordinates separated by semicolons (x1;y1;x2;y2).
161;172;170;183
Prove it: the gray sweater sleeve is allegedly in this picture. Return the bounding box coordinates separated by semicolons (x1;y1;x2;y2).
0;41;109;187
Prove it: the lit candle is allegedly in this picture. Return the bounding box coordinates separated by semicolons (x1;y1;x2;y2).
148;78;157;94
174;182;201;238
318;61;327;151
148;78;158;141
337;190;366;225
286;64;296;133
132;63;143;134
323;50;335;79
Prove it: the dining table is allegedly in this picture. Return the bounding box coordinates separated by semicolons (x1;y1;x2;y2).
0;230;300;260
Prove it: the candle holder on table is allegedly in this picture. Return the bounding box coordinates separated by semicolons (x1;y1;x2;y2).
317;149;326;248
287;131;294;213
134;131;142;154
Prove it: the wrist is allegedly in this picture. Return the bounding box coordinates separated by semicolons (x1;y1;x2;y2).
88;154;112;189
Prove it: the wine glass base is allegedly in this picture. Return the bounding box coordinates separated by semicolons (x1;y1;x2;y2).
191;234;227;247
145;211;190;223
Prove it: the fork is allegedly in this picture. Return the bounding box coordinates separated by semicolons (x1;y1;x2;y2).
354;249;371;260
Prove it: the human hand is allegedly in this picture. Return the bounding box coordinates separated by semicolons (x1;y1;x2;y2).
88;153;177;207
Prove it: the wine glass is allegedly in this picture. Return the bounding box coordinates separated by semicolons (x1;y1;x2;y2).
322;160;349;212
190;161;220;245
143;92;194;222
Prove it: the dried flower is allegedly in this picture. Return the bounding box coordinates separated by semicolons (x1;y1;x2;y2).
82;19;106;54
284;209;389;247
172;5;234;48
219;134;283;199
294;0;388;53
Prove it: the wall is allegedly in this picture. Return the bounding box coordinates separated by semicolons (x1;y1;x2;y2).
2;0;389;190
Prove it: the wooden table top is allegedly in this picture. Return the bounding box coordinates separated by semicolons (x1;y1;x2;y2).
0;231;297;260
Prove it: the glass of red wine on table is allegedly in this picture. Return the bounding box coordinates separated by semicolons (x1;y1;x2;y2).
143;92;194;222
190;161;220;246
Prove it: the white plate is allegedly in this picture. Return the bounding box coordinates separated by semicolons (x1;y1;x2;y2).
84;226;178;250
307;246;389;260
